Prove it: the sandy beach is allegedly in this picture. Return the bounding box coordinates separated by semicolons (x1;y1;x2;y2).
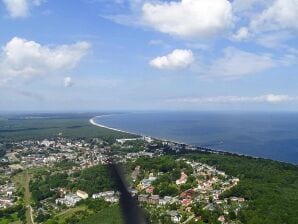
89;115;140;136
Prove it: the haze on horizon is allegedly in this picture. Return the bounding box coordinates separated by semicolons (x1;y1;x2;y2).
1;0;298;112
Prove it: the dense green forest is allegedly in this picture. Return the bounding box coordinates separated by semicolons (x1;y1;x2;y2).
183;152;298;224
0;113;135;142
30;165;116;203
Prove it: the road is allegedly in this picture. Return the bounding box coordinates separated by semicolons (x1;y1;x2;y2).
23;170;34;224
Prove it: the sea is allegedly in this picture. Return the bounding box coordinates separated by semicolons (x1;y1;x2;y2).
94;112;298;164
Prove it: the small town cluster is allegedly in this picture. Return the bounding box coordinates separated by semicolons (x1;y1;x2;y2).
0;136;245;223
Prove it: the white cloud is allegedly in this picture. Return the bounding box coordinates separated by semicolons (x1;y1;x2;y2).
150;49;194;70
207;47;276;78
2;0;43;18
0;37;90;84
64;77;74;87
168;94;295;104
250;0;298;32
142;0;233;38
232;27;249;41
230;0;298;46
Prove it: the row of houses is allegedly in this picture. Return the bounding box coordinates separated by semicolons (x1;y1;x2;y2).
138;194;176;205
92;191;119;203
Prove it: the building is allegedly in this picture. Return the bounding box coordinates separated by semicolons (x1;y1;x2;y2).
167;211;181;223
92;191;115;199
92;191;119;203
159;196;174;205
218;215;225;223
143;136;153;143
148;195;159;205
139;179;154;189
138;194;148;203
176;172;188;185
76;190;88;199
116;138;141;144
56;194;81;207
146;186;154;194
41;139;55;147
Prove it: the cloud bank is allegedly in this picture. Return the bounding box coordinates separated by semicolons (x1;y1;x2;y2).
207;48;277;78
169;94;295;104
0;37;90;84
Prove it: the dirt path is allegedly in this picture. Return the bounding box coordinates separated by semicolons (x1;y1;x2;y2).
24;170;34;224
14;170;34;224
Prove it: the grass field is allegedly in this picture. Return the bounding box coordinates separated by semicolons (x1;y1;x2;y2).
0;215;22;224
79;206;123;224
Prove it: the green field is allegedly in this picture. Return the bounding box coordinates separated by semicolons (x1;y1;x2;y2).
80;206;123;224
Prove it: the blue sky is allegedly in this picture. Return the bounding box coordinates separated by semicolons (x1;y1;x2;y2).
0;0;298;111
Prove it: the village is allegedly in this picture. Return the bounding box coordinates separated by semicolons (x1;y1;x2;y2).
0;136;245;223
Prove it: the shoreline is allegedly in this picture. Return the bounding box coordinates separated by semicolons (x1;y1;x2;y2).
89;115;297;166
89;115;190;145
89;115;137;136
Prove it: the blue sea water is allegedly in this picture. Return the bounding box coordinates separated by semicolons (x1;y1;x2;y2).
94;112;298;164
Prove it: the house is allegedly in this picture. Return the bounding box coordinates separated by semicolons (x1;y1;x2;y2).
104;195;119;203
148;195;159;205
92;191;115;199
159;196;173;205
167;211;181;223
56;193;82;207
143;136;153;143
218;215;225;223
76;190;88;199
146;186;154;194
180;189;195;199
181;198;192;206
92;191;119;203
176;172;188;185
139;179;153;189
59;188;70;197
138;194;148;203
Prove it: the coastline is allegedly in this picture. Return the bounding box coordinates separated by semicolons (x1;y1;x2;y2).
89;115;189;145
89;115;137;136
89;115;297;165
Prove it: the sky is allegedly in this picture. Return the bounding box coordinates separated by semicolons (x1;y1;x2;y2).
0;0;298;112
